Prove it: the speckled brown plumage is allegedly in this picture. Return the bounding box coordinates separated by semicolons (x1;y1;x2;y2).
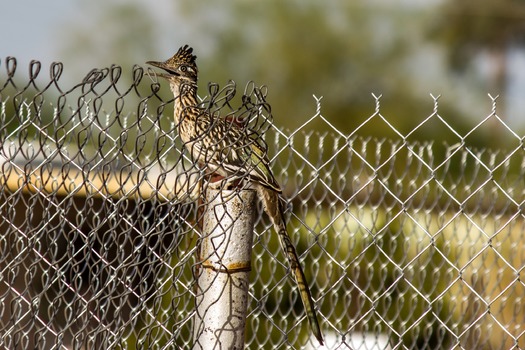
147;45;323;345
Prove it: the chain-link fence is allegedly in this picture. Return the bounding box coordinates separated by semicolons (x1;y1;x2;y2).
1;58;524;350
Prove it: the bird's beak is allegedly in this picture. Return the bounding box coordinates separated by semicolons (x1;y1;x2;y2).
146;60;179;79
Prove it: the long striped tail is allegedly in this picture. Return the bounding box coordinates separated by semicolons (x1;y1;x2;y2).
257;185;324;345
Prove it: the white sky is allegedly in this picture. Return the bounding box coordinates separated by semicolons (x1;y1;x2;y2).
0;1;75;66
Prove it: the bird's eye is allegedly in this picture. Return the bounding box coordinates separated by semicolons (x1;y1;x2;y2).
180;66;187;72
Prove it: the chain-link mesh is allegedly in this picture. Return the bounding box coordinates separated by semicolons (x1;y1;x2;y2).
1;58;524;350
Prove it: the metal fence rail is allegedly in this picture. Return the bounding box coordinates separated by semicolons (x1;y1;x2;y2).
1;58;524;350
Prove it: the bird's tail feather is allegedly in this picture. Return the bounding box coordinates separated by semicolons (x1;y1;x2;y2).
257;185;324;345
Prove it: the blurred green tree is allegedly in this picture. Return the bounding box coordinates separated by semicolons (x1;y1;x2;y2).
180;1;454;138
57;0;487;144
431;0;525;122
432;0;525;90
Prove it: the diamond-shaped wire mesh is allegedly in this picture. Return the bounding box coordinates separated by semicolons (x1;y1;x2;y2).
1;58;524;350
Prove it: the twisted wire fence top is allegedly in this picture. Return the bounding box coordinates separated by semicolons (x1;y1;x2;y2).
1;58;525;350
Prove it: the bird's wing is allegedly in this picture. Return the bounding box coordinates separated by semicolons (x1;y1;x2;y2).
189;117;282;193
219;129;282;193
240;136;282;192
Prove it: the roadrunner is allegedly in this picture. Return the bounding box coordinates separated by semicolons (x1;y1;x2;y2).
147;45;323;345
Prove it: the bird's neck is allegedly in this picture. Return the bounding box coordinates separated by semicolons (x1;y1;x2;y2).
171;81;198;124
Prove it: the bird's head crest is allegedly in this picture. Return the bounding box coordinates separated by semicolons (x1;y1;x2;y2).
173;45;197;66
147;44;198;82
